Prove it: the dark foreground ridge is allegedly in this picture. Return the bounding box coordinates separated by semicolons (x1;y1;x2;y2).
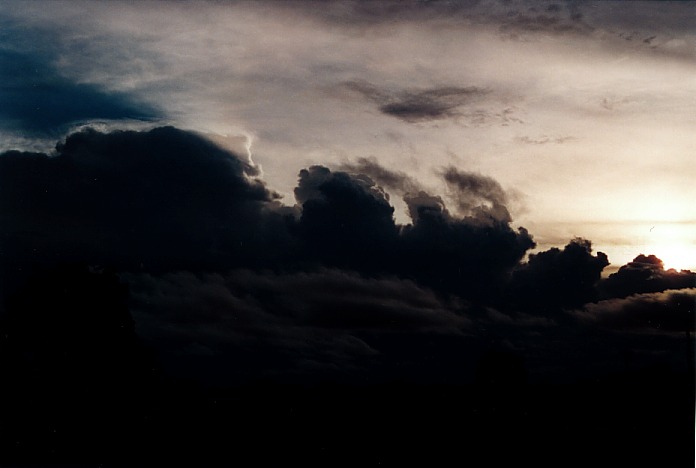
1;367;692;467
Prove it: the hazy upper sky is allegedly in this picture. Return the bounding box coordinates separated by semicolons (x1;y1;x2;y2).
1;0;694;271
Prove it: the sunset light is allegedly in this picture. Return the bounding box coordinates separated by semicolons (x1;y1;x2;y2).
641;223;696;272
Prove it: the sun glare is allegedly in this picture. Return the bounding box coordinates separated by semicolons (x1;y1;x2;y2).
641;224;696;271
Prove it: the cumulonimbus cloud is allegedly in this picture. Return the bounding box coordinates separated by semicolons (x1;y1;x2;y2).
0;125;690;388
0;126;534;299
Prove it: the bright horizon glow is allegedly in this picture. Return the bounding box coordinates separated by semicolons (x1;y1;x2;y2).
528;220;696;275
639;223;696;272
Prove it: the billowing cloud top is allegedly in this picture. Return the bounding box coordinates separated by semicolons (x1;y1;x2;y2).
1;126;692;389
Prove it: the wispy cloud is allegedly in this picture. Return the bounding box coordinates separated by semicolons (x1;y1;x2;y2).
344;80;489;123
515;135;576;145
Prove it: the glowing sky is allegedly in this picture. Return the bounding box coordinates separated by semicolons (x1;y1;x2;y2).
1;0;694;271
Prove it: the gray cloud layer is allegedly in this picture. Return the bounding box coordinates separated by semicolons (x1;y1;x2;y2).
573;288;696;334
126;268;469;382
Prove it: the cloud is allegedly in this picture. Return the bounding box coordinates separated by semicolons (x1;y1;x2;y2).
308;0;696;60
573;288;696;334
507;238;609;314
292;163;535;299
340;158;519;225
515;135;576;145
403;191;450;225
124;268;469;383
294;165;400;272
0;126;290;290
339;156;422;196
0;4;693;462
0;127;536;304
295;160;535;299
289;0;694;61
599;254;696;300
1;125;689;390
441;166;512;223
398;198;535;300
343;80;490;123
379;88;484;123
497;6;594;38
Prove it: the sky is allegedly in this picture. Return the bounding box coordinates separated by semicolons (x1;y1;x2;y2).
0;0;694;272
0;1;694;465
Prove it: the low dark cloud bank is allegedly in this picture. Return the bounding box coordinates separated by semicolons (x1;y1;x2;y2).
1;126;693;378
0;126;693;466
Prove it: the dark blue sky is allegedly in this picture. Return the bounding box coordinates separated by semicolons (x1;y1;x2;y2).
0;25;158;135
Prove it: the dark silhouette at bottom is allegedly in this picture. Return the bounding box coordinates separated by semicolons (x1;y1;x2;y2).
0;264;692;467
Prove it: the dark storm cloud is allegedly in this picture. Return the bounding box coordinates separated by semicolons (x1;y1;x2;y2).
0;47;159;134
130;269;467;335
294;165;399;272
298;160;535;299
398;197;535;300
507;238;609;314
573;288;696;334
599;254;696;300
3;125;689;388
0;127;535;303
0;126;292;287
321;158;536;299
124;268;468;383
344;80;489;123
